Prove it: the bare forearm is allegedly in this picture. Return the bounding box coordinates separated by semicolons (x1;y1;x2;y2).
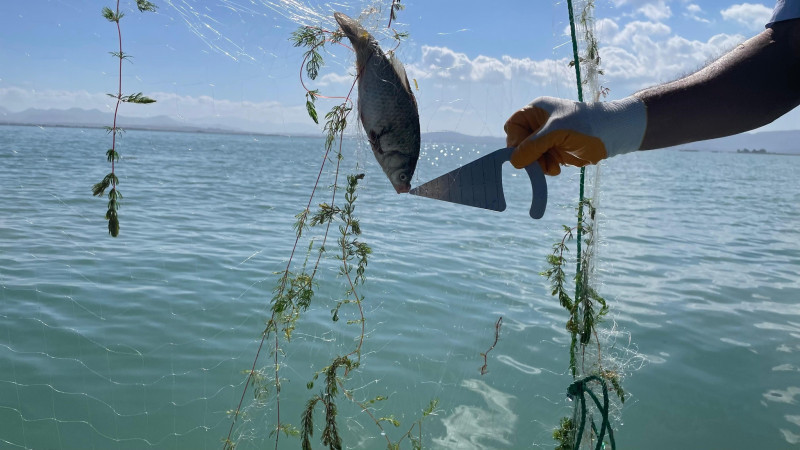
635;19;800;150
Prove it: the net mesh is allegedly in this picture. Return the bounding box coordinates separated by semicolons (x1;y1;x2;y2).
561;1;644;447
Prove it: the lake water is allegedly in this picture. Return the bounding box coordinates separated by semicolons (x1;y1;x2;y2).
1;124;799;449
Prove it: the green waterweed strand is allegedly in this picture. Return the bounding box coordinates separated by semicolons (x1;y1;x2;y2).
225;8;437;448
301;173;436;449
93;0;156;237
480;317;503;375
545;198;623;449
553;416;576;450
544;200;610;376
223;35;355;447
388;0;404;27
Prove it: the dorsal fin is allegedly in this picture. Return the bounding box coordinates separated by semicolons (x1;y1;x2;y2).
389;52;412;95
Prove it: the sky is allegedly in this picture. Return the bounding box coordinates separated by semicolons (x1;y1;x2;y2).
0;0;796;136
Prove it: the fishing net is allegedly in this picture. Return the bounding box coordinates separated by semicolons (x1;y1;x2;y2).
561;1;630;447
0;1;651;449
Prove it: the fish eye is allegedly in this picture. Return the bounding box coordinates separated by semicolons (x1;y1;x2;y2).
399;173;407;181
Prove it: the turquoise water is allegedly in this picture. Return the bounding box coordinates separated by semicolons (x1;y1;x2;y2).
1;124;799;449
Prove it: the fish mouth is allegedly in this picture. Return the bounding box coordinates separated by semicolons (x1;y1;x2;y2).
394;184;411;194
333;12;358;39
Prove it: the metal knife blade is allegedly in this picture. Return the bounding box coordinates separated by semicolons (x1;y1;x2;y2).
409;147;547;219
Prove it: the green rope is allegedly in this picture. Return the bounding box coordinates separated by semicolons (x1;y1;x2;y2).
565;0;587;297
566;0;585;103
567;375;616;450
565;2;595;450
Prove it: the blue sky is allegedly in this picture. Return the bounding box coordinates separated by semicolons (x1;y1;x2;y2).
0;0;796;136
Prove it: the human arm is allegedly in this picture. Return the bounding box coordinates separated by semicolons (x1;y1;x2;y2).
638;18;800;149
505;18;800;174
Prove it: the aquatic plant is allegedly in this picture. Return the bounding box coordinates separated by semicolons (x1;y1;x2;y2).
223;6;437;449
92;0;157;237
544;199;609;377
553;416;576;450
544;198;626;449
388;0;404;27
480;316;503;375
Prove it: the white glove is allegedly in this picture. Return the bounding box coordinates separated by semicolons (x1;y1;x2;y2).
504;96;647;175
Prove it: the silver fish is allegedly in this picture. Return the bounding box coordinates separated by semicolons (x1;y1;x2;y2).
334;12;421;194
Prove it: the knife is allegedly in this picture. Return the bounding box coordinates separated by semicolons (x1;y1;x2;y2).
408;147;547;219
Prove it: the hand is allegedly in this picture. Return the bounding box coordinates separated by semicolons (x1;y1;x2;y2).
504;96;647;175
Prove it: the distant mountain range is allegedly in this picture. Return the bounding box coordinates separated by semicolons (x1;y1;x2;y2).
1;106;798;153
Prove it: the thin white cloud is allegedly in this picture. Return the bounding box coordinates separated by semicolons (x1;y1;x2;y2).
0;10;771;138
595;17;621;42
609;20;672;45
315;72;355;86
470;55;510;84
607;0;662;7
684;3;711;23
502;55;574;86
0;87;311;131
150;91;300;121
0;87;111;112
437;104;468;114
604;0;672;20
721;3;773;31
601;31;746;84
411;46;571;86
415;46;473;81
399;20;747;133
637;1;672;20
571;16;747;87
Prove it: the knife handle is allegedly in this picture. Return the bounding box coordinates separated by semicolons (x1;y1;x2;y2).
523;162;547;219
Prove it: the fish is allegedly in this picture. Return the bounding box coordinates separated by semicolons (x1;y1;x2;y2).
334;12;421;194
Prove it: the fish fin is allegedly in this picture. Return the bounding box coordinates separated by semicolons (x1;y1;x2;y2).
389;53;413;95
